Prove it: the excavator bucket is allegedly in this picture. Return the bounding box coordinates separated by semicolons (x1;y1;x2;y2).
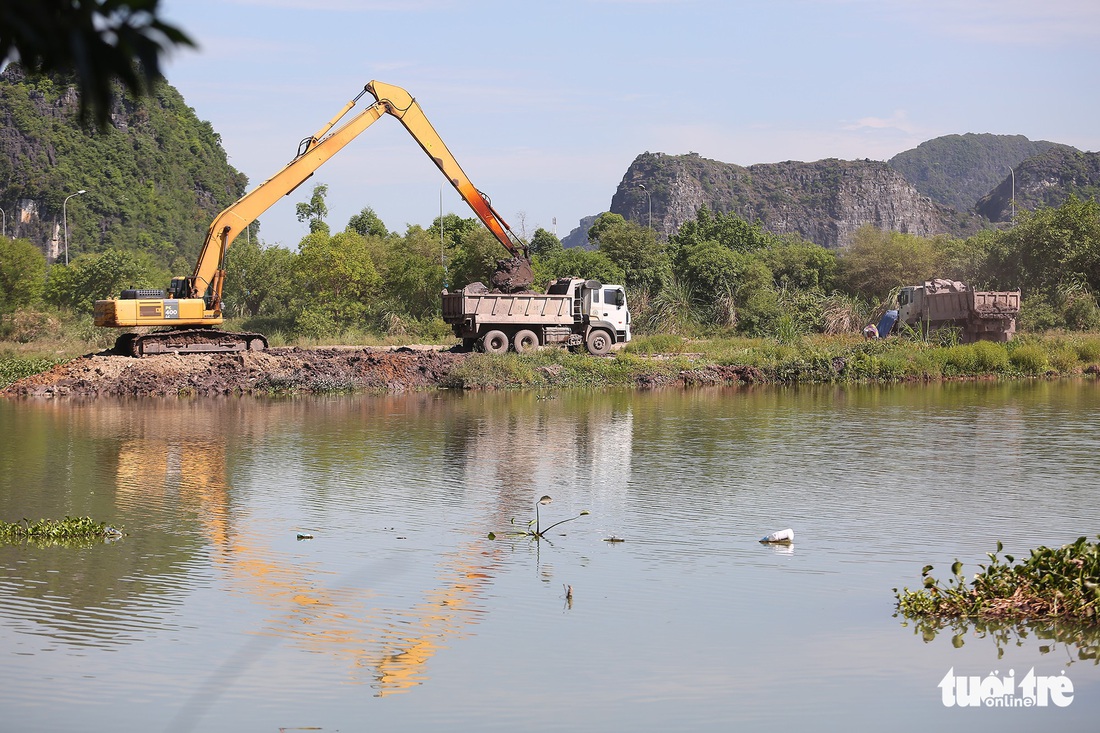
490;257;535;293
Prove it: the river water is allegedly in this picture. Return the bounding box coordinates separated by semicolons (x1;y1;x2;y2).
1;381;1098;732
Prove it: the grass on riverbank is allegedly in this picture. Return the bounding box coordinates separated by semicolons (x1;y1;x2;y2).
626;331;1100;383
435;331;1100;390
894;537;1100;624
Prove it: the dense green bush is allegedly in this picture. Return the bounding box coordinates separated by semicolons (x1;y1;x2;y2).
1009;343;1050;374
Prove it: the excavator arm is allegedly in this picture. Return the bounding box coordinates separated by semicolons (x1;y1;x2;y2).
365;81;528;260
185;80;529;306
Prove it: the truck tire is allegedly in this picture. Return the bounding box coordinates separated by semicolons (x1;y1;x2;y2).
480;330;509;354
513;329;539;354
585;329;612;356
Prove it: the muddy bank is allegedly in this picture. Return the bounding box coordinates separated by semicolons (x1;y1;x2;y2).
2;345;772;398
2;347;474;397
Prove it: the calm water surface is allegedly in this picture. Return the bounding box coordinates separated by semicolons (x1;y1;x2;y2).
1;381;1098;732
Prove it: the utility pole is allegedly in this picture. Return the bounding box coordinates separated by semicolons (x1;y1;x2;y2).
63;189;87;264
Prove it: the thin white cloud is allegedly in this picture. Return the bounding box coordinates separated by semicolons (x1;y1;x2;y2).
844;110;918;135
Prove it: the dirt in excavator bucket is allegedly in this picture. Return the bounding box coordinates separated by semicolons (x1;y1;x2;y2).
490;257;535;293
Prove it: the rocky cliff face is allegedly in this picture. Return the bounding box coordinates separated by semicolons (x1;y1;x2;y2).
609;152;969;249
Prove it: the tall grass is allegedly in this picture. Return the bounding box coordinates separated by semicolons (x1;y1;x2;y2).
643;276;700;335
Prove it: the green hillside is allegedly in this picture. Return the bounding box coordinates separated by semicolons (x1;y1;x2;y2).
976;146;1100;222
888;133;1064;211
0;64;247;271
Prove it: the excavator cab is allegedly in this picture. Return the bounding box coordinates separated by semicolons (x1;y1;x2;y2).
167;277;190;300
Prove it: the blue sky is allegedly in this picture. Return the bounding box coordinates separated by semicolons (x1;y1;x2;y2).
159;0;1100;247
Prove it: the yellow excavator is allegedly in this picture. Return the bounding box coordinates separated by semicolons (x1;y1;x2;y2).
94;81;533;356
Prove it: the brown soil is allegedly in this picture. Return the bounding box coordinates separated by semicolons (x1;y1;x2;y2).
3;346;472;398
489;256;535;292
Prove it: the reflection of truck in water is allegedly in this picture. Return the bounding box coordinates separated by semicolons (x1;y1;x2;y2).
442;277;630;355
892;279;1021;343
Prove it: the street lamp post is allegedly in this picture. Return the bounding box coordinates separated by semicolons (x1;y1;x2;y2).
1005;166;1015;224
1;206;6;238
638;184;652;229
63;189;86;264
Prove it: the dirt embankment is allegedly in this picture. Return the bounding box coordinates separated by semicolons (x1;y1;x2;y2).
2;346;771;398
2;347;473;398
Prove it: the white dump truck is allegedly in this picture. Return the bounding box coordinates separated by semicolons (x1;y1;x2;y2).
894;279;1021;342
441;277;630;355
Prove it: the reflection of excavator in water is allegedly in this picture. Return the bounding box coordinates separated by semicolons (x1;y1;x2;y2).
115;428;501;696
94;81;534;356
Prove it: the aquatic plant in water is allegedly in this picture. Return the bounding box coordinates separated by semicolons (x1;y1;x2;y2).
894;537;1100;623
0;516;123;542
488;495;589;540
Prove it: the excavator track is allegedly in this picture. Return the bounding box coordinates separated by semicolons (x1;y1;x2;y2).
115;329;268;357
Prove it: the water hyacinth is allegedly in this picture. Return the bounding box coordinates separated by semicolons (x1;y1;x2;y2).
894;536;1100;623
0;516;122;542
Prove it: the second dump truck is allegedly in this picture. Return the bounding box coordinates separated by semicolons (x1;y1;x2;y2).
894;279;1021;342
441;277;630;355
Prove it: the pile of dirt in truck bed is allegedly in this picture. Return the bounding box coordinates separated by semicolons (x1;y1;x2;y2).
3;347;473;397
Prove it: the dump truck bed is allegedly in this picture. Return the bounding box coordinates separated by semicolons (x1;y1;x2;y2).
922;291;971;322
971;290;1021;316
441;291;574;326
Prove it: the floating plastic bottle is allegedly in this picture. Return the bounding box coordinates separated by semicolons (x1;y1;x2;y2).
759;528;794;544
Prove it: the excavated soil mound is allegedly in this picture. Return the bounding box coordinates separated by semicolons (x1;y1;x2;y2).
3;347;472;398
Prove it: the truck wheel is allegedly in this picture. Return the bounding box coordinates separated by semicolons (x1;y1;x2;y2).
513;329;539;354
480;330;509;354
585;329;612;356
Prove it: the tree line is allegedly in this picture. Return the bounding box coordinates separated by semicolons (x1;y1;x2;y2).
2;184;1099;344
